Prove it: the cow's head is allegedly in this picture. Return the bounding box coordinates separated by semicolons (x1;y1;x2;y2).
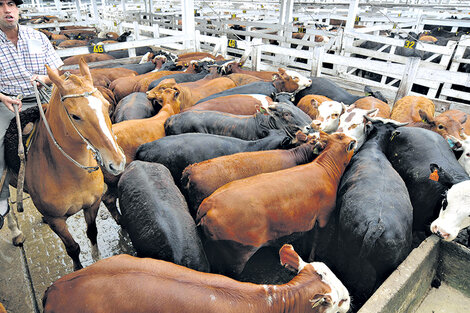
448;133;470;176
429;164;470;241
259;102;313;138
336;106;379;149
312;101;346;133
279;244;350;313
273;68;312;94
419;110;466;145
146;79;184;113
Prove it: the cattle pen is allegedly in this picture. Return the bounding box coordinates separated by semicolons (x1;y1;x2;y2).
1;0;470;313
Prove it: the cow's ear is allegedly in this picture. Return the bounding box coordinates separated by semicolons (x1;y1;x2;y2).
419;110;434;125
279;244;305;273
364;121;374;137
310;99;319;108
429;163;457;187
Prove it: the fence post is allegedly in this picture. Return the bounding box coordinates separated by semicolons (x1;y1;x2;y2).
220;35;228;58
394;57;421;104
311;46;324;77
153;24;160;38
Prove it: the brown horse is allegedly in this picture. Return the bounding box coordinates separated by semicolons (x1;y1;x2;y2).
21;59;126;270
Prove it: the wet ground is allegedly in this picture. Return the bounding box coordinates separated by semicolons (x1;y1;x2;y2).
0;188;135;313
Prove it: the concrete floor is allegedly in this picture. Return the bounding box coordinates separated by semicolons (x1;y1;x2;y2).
0;190;135;313
415;283;470;313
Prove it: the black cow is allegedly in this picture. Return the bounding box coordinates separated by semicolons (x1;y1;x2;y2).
135;130;294;188
112;92;155;123
118;161;209;272
294;77;387;105
385;127;469;233
107;46;154;59
315;118;413;307
164;102;313;140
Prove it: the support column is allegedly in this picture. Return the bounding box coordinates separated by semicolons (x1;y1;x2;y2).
181;0;195;50
90;0;100;24
74;0;82;21
278;0;294;66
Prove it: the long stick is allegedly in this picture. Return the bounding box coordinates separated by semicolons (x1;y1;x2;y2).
14;95;25;213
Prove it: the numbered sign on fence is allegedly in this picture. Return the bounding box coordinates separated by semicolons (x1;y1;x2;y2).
404;40;416;49
88;44;106;54
293;17;299;22
228;39;237;48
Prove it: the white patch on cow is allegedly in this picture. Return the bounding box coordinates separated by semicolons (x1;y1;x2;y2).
337;108;372;149
209;295;216;301
262;285;269;292
197;57;216;63
284;69;312;91
310;262;351;313
86;96;121;153
282;296;286;303
139;52;151;64
317;101;344;133
430;180;470;241
458;138;470;176
247;94;270;107
267;295;273;306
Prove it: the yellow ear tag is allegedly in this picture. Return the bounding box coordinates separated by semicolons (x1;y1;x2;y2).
429;170;439;182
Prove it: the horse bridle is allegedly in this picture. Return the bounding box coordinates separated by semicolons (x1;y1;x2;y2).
33;78;103;173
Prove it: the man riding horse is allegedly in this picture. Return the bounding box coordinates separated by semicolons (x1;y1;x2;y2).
0;0;63;232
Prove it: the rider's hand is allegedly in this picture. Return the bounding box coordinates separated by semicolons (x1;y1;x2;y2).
0;93;22;113
31;74;51;88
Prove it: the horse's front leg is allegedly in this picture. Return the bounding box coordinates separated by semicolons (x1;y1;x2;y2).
44;216;82;270
83;201;100;246
6;211;25;246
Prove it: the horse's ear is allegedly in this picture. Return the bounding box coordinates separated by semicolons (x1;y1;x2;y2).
78;58;93;82
46;65;63;88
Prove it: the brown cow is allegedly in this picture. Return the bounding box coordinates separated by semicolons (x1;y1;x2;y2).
133;62;198;92
60;67;138;87
390;95;435;123
407;109;467;142
297;95;333;119
57;39;89;48
352;96;391;118
147;77;236;111
182;131;324;214
221;60;278;80
62;53;115;66
438;109;470;135
183;94;274;115
42;245;350;313
227;73;265;86
197;132;356;275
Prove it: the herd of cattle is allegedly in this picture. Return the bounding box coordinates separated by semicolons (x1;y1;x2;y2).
7;18;470;313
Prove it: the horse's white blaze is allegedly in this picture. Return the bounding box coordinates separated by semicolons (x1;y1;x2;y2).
248;94;270;107
87;96;120;152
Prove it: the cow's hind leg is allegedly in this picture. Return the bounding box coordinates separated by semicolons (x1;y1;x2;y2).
44;216;82;270
7;212;25;246
83;202;100;246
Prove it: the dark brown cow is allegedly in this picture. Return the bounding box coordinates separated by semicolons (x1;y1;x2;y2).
39;29;68;40
60;67;138;88
184;94;273;115
221;60;278;80
42;245;350;313
133;62;198;92
147;77;236;111
182;132;324;214
197;132;356;275
297;95;333;119
352;96;391;118
62;53;115;66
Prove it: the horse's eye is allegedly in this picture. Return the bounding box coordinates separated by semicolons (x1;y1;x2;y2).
437;125;444;130
71;114;81;121
442;198;448;211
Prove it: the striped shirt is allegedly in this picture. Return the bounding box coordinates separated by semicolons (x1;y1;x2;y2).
0;25;63;97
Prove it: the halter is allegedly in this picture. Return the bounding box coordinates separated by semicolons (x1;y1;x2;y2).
33;77;102;173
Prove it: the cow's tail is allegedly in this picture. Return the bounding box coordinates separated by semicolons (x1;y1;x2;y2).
359;219;386;259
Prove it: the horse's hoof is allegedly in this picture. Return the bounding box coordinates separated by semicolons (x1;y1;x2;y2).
73;263;83;271
12;232;25;246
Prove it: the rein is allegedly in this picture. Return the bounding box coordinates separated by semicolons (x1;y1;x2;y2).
33;78;101;173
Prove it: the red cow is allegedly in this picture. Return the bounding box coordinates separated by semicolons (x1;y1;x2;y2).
438;109;470;135
62;53;115;66
390;95;435;123
42;245;350;313
183;94;274;115
297;94;333;119
197;132;356;275
182;131;324;214
352;96;391;118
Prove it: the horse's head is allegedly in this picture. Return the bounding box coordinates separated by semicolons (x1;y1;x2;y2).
46;59;126;175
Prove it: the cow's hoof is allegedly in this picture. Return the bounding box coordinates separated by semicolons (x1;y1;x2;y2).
12;232;25;246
